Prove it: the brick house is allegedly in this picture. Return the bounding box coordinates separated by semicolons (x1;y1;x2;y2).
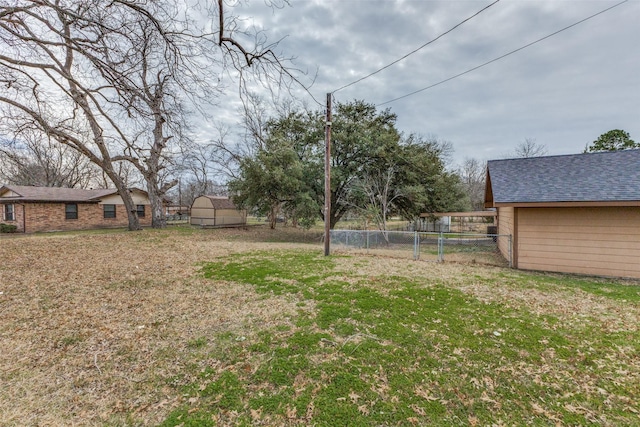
0;185;152;233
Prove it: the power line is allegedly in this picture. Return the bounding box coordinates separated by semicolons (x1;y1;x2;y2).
376;0;629;107
332;0;501;94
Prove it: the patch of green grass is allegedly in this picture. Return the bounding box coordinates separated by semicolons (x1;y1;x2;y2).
201;250;335;295
162;372;248;427
160;250;640;426
554;276;640;301
187;337;208;349
497;271;640;301
199;371;245;409
55;334;83;348
159;408;216;427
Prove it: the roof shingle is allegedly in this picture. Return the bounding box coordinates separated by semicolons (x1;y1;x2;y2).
487;149;640;204
0;185;118;202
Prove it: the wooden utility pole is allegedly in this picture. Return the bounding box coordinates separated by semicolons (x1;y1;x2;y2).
324;93;332;256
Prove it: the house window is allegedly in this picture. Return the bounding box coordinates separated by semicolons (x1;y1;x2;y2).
136;205;146;218
3;204;14;221
65;203;78;220
103;204;116;219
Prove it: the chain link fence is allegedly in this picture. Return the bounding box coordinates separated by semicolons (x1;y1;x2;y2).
330;230;512;267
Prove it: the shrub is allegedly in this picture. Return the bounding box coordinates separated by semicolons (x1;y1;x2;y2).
0;223;17;233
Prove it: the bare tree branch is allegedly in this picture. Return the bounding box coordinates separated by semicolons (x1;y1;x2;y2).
1;0;311;229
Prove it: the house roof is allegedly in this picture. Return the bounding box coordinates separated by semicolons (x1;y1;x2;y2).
485;149;640;206
201;196;238;210
0;185;123;202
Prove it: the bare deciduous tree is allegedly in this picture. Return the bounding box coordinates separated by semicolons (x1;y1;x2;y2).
209;94;301;181
512;138;547;158
175;131;231;206
354;164;401;242
0;2;174;229
458;157;486;211
0;128;101;188
0;0;306;229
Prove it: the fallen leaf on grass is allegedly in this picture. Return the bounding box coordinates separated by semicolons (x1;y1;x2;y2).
250;408;262;421
410;404;426;416
414;385;438;401
305;401;315;419
286;405;297;420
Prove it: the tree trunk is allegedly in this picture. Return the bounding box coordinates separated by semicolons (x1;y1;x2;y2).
109;170;141;231
269;204;278;229
148;183;167;229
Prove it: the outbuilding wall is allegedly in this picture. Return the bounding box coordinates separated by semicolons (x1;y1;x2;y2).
213;208;246;226
190;197;215;226
496;207;515;263
190;196;246;227
515;207;640;279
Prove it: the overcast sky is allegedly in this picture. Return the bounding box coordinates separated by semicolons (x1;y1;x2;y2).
210;0;639;167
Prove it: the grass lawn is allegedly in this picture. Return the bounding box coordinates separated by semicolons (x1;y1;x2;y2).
1;226;638;426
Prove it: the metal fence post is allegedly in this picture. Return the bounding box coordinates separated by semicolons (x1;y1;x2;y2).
438;232;444;262
413;231;418;260
508;234;513;268
366;230;370;250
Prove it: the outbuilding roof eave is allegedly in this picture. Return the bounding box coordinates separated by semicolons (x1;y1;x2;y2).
490;200;640;208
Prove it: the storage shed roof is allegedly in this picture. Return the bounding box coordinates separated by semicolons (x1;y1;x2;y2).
485;149;640;206
200;196;238;210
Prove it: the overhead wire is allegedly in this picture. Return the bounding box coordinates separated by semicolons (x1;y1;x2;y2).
376;0;629;107
332;0;501;95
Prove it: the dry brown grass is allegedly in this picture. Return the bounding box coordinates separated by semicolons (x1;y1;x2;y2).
0;227;315;426
1;226;639;426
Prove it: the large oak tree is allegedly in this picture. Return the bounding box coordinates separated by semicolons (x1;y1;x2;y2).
230;100;467;230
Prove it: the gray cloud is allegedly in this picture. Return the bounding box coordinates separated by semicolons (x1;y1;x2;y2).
208;0;639;165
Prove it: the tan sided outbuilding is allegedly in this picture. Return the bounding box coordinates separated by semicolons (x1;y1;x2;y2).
485;149;640;279
190;196;246;227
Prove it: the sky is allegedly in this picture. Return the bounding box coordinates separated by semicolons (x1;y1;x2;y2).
209;0;640;167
